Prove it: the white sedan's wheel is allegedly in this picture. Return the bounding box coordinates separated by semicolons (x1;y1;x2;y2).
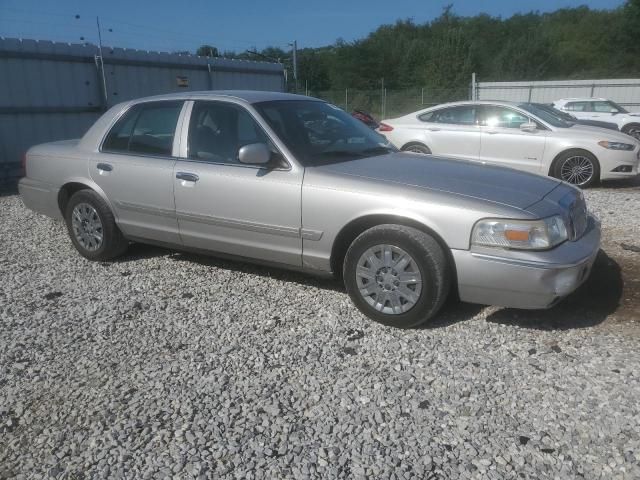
553;150;599;188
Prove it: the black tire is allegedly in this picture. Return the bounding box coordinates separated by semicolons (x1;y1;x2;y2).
401;143;432;155
622;123;640;141
343;224;451;328
64;190;128;261
552;149;600;188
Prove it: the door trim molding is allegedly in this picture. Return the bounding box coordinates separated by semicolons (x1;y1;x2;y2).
176;210;303;238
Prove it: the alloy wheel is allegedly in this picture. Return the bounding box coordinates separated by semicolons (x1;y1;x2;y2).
560;155;594;186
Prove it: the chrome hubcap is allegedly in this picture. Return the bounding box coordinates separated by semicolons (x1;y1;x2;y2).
355;244;422;315
560;156;594;186
71;203;103;251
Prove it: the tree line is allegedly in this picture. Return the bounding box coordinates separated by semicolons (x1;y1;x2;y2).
196;0;640;94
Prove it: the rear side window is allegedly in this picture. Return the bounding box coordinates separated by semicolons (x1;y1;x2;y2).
564;102;590;112
419;106;477;125
102;101;183;156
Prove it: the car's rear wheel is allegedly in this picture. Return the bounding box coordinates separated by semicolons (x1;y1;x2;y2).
343;224;450;328
401;143;432;155
65;190;128;261
622;123;640;141
552;150;599;188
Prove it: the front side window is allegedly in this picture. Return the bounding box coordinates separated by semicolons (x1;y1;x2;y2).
420;106;477;125
592;100;625;113
254;100;394;166
564;101;590;112
479;106;529;129
102;101;183;156
188;101;271;164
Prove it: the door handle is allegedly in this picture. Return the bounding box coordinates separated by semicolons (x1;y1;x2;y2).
97;162;113;171
427;127;441;132
176;172;199;182
486;131;499;135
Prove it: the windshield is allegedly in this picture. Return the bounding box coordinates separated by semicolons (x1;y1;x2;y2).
518;103;572;128
254;100;396;165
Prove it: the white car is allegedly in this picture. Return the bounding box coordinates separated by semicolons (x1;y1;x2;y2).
379;101;640;187
553;98;640;140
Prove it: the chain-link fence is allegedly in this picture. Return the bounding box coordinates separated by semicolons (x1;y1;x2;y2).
311;86;470;120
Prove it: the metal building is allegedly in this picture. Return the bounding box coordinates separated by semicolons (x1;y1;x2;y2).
472;78;640;112
0;37;285;182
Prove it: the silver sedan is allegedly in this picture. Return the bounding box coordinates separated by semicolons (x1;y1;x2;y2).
19;91;600;328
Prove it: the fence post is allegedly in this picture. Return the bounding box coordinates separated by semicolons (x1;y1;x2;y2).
345;88;348;111
421;87;424;106
471;72;476;100
528;85;533;102
383;88;387;119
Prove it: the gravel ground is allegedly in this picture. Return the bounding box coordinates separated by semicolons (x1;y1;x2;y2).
1;179;639;480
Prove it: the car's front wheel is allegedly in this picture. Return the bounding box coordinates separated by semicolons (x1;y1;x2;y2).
64;190;128;261
343;224;451;328
552;150;599;188
401;143;432;155
622;123;640;141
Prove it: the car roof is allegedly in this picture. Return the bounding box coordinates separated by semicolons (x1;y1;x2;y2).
128;90;319;105
555;98;608;102
423;100;525;109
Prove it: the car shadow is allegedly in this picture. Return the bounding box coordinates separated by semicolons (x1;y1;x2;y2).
596;176;640;190
485;250;624;330
114;243;345;292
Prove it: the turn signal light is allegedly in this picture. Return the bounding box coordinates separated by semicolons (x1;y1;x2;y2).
504;230;530;242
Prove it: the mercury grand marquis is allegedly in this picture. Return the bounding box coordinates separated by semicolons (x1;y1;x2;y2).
19;91;601;328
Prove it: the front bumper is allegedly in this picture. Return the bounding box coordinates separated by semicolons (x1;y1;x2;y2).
452;215;600;309
599;148;640;180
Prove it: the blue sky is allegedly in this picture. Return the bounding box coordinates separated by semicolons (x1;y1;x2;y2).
0;0;625;53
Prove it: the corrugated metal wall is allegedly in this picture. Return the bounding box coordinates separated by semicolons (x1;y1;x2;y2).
475;79;640;111
0;37;285;182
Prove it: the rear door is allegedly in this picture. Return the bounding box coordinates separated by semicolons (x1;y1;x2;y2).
478;105;547;174
90;100;184;244
417;105;481;161
172;100;303;266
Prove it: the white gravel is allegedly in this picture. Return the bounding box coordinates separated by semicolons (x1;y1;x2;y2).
1;179;639;479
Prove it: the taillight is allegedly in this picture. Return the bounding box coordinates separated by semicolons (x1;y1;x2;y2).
378;123;394;132
21;153;27;177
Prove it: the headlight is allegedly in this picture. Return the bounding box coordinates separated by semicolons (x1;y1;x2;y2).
598;140;635;151
471;216;568;250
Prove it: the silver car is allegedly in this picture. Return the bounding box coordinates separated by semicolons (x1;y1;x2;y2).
19;91;601;328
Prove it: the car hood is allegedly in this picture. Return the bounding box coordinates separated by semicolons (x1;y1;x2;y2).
562;124;639;143
312;153;561;210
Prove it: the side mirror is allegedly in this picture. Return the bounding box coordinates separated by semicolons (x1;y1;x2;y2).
520;121;538;133
238;143;271;165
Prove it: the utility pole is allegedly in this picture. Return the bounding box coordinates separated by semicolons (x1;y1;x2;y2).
289;40;298;93
95;16;108;108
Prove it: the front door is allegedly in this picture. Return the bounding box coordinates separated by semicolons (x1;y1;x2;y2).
478;105;547;174
89;100;184;244
173;100;303;266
